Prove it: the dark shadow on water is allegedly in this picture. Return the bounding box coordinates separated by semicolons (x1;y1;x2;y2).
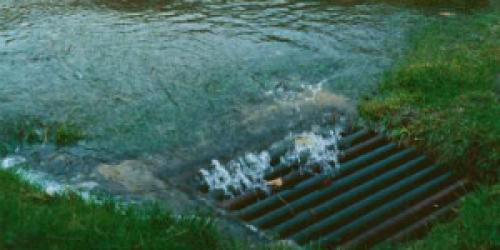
93;0;490;13
370;0;490;12
93;0;368;12
94;0;197;12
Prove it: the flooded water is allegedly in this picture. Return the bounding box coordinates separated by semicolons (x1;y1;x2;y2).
0;0;425;205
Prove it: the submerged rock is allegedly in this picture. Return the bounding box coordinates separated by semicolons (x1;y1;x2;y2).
96;160;166;194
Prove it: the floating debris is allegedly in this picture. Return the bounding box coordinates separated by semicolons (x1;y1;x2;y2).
266;177;283;187
439;11;456;17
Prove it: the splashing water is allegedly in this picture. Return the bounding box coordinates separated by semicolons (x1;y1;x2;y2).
1;155;97;198
199;152;271;198
288;126;343;175
199;125;344;198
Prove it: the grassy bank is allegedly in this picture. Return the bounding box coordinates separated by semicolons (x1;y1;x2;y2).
0;169;232;250
360;4;499;250
359;6;499;181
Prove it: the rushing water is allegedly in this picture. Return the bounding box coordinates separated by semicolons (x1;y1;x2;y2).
199;124;344;199
0;0;424;202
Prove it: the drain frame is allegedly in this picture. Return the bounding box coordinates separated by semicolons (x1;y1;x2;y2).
200;128;467;248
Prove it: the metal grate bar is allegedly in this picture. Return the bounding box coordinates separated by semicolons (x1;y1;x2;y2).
211;129;467;248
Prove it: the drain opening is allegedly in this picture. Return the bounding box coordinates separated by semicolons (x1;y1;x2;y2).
197;127;467;248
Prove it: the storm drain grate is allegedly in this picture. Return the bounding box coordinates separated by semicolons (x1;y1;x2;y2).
216;129;468;248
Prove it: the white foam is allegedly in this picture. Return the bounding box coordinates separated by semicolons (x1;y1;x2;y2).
75;181;99;191
1;155;27;169
1;155;97;198
10;167;67;195
199;152;271;198
288;126;343;175
265;79;326;103
199;125;343;197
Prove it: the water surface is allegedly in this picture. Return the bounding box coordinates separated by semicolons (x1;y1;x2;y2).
0;0;423;198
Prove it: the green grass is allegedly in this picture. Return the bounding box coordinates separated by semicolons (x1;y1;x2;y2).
359;4;500;250
359;7;500;181
0;168;303;250
0;170;232;250
0;116;85;156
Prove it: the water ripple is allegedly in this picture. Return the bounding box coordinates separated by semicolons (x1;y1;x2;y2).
0;0;422;159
